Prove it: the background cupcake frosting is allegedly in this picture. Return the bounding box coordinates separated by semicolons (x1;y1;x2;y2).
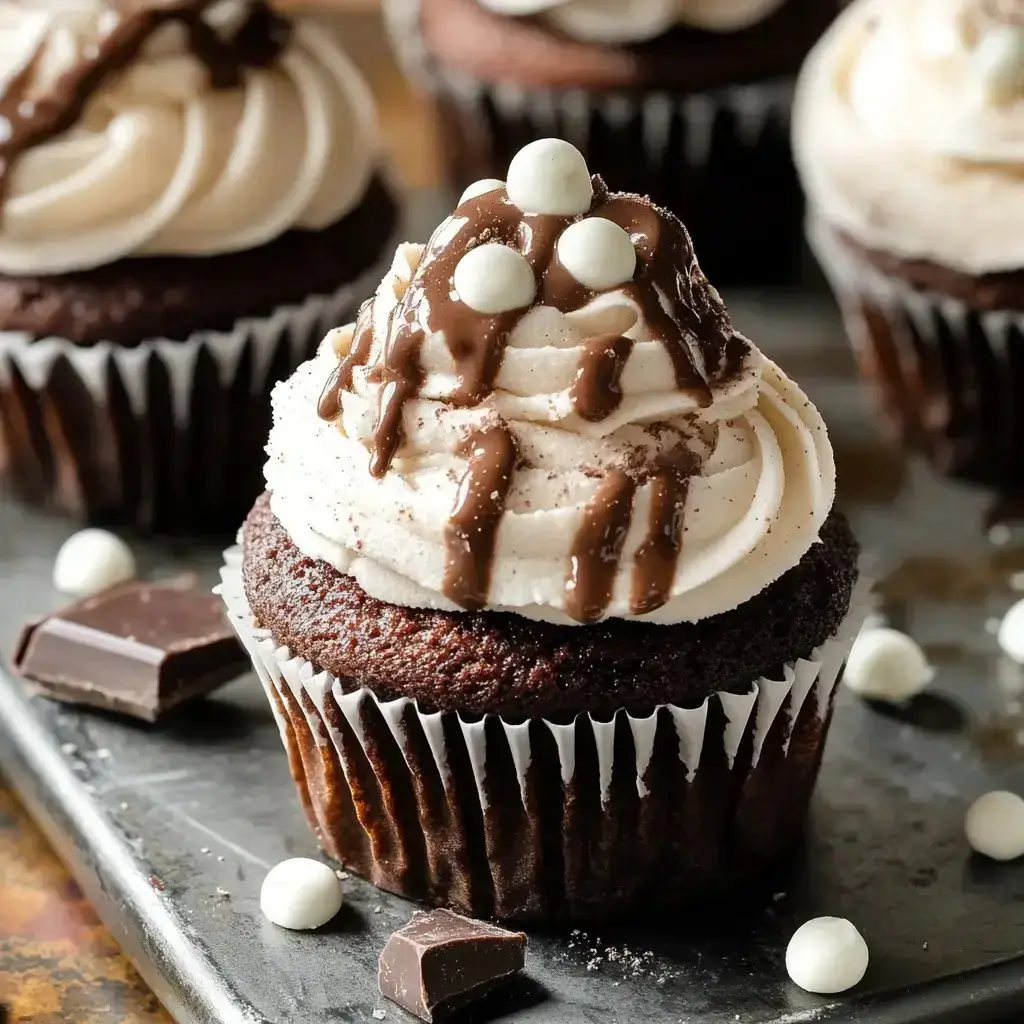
794;0;1024;274
267;178;835;627
474;0;789;41
0;0;378;275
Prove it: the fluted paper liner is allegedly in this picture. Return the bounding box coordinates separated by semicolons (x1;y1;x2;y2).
219;547;867;921
810;214;1024;487
0;261;385;533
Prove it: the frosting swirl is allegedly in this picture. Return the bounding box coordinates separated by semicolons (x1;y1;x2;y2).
794;0;1024;273
0;0;377;275
476;0;789;43
268;141;835;625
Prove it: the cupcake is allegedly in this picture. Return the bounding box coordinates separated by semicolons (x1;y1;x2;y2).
0;0;398;533
384;0;839;285
794;0;1024;488
220;140;864;921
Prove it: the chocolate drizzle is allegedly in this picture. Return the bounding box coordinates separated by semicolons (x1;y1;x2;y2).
444;425;518;611
566;470;636;624
318;299;375;422
630;452;694;617
0;0;289;204
317;176;750;620
571;335;634;422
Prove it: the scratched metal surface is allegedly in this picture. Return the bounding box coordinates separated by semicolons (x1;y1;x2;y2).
4;280;1024;1023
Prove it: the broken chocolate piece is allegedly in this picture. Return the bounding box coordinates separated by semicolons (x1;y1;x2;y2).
13;580;247;722
378;909;527;1022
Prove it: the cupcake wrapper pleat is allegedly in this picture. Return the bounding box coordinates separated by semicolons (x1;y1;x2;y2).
219;547;868;921
0;260;386;533
809;215;1024;487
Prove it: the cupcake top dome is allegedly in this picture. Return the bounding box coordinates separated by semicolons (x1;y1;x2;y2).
0;0;377;275
476;0;789;42
794;0;1024;273
268;139;835;625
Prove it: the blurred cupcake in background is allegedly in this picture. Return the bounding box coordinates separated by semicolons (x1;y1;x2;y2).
384;0;839;284
0;0;398;534
795;0;1024;489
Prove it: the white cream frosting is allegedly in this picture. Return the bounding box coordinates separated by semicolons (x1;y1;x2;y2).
265;242;836;625
0;0;378;275
794;0;1024;274
477;0;788;42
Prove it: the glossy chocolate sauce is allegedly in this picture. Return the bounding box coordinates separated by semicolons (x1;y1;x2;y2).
318;300;375;422
566;469;636;624
317;180;749;621
444;424;518;611
630;450;695;616
571;335;634;423
0;0;288;203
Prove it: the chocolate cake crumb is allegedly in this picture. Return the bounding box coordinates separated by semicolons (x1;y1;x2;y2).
242;492;858;718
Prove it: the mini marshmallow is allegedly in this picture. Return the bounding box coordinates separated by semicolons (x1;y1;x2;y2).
260;858;343;930
454;243;535;314
999;599;1024;663
53;529;136;597
557;218;637;292
506;138;593;216
843;627;934;702
974;26;1024;105
458;178;504;206
786;917;869;995
965;791;1024;861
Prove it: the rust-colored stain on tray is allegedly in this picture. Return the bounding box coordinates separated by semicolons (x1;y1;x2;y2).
0;786;170;1024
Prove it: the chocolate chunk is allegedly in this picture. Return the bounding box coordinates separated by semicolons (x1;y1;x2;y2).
378;909;527;1022
13;580;247;722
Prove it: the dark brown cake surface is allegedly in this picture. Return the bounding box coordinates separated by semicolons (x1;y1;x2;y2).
833;225;1024;312
242;492;859;719
415;0;838;93
0;174;397;346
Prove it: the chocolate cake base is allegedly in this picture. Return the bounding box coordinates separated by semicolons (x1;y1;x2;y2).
810;216;1024;489
0;176;396;346
0;177;398;535
242;493;858;718
229;495;862;921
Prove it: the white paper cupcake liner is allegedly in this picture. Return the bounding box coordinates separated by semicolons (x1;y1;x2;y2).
0;258;387;533
218;544;868;921
809;214;1024;485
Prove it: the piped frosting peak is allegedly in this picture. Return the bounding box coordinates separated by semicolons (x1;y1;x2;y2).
270;140;835;626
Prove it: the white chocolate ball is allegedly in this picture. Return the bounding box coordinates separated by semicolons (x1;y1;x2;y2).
53;529;136;597
786;917;869;995
453;243;535;314
458;178;504;206
557;217;637;291
260;858;343;930
998;599;1024;663
965;791;1024;861
843;627;934;702
506;138;593;216
974;27;1024;105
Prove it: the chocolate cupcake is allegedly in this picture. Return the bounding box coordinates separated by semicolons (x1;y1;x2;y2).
384;0;839;285
0;0;398;533
219;140;864;921
795;0;1024;487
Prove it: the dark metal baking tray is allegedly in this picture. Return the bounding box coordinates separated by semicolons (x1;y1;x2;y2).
3;287;1024;1024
